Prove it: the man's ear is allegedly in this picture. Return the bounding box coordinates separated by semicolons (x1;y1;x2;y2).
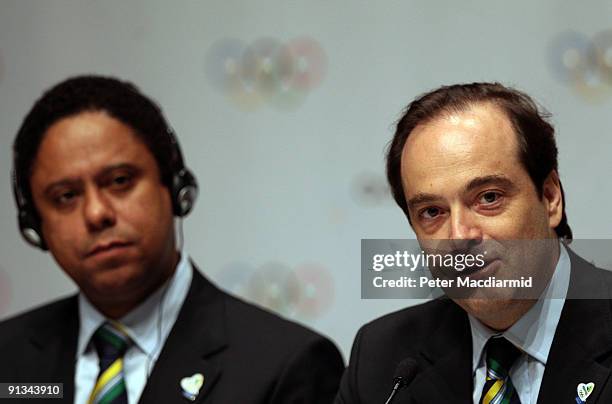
542;170;563;230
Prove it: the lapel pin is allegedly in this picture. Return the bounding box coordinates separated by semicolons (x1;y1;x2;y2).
180;373;205;401
576;382;595;403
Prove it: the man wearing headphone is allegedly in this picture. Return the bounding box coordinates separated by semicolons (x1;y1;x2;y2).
0;75;343;403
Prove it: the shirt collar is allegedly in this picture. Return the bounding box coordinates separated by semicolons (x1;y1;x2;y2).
469;242;571;374
77;249;193;359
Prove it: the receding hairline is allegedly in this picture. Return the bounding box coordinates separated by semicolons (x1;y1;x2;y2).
407;100;516;140
401;100;521;161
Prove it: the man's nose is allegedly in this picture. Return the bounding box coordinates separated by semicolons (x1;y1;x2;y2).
82;187;116;232
448;207;482;251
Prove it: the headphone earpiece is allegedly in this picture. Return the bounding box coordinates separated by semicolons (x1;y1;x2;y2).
12;168;47;250
18;209;46;250
172;168;198;217
166;128;198;217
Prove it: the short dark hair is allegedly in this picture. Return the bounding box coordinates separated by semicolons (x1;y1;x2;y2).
386;82;572;241
13;75;175;213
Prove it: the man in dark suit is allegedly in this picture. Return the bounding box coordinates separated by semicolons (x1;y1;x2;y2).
1;75;343;403
336;83;612;403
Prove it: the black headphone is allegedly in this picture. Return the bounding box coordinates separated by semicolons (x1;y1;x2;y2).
12;126;198;251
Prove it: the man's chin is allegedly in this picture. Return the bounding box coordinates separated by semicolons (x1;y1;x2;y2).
455;297;510;314
454;297;535;330
80;266;148;300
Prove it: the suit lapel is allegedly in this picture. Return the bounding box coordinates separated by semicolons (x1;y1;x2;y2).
405;300;474;404
537;249;612;404
23;296;79;402
138;267;228;404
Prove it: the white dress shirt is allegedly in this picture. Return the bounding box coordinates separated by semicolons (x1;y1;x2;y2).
74;250;193;404
470;242;571;404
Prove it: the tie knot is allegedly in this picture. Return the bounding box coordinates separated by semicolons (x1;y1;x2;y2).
92;322;132;359
485;336;521;378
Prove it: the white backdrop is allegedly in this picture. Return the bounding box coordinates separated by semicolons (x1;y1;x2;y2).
1;0;611;357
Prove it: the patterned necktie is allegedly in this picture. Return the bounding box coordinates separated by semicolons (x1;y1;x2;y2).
88;322;132;404
479;336;522;404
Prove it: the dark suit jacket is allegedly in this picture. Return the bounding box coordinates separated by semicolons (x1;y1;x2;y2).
0;266;344;403
336;249;612;404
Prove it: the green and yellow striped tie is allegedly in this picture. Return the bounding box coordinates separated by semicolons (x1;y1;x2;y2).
479;336;521;404
88;322;132;404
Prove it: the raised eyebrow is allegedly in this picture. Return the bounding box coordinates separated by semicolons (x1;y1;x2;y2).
406;175;516;208
407;193;442;209
464;175;517;193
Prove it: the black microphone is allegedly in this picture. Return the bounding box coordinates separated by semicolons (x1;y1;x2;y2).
383;358;419;404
